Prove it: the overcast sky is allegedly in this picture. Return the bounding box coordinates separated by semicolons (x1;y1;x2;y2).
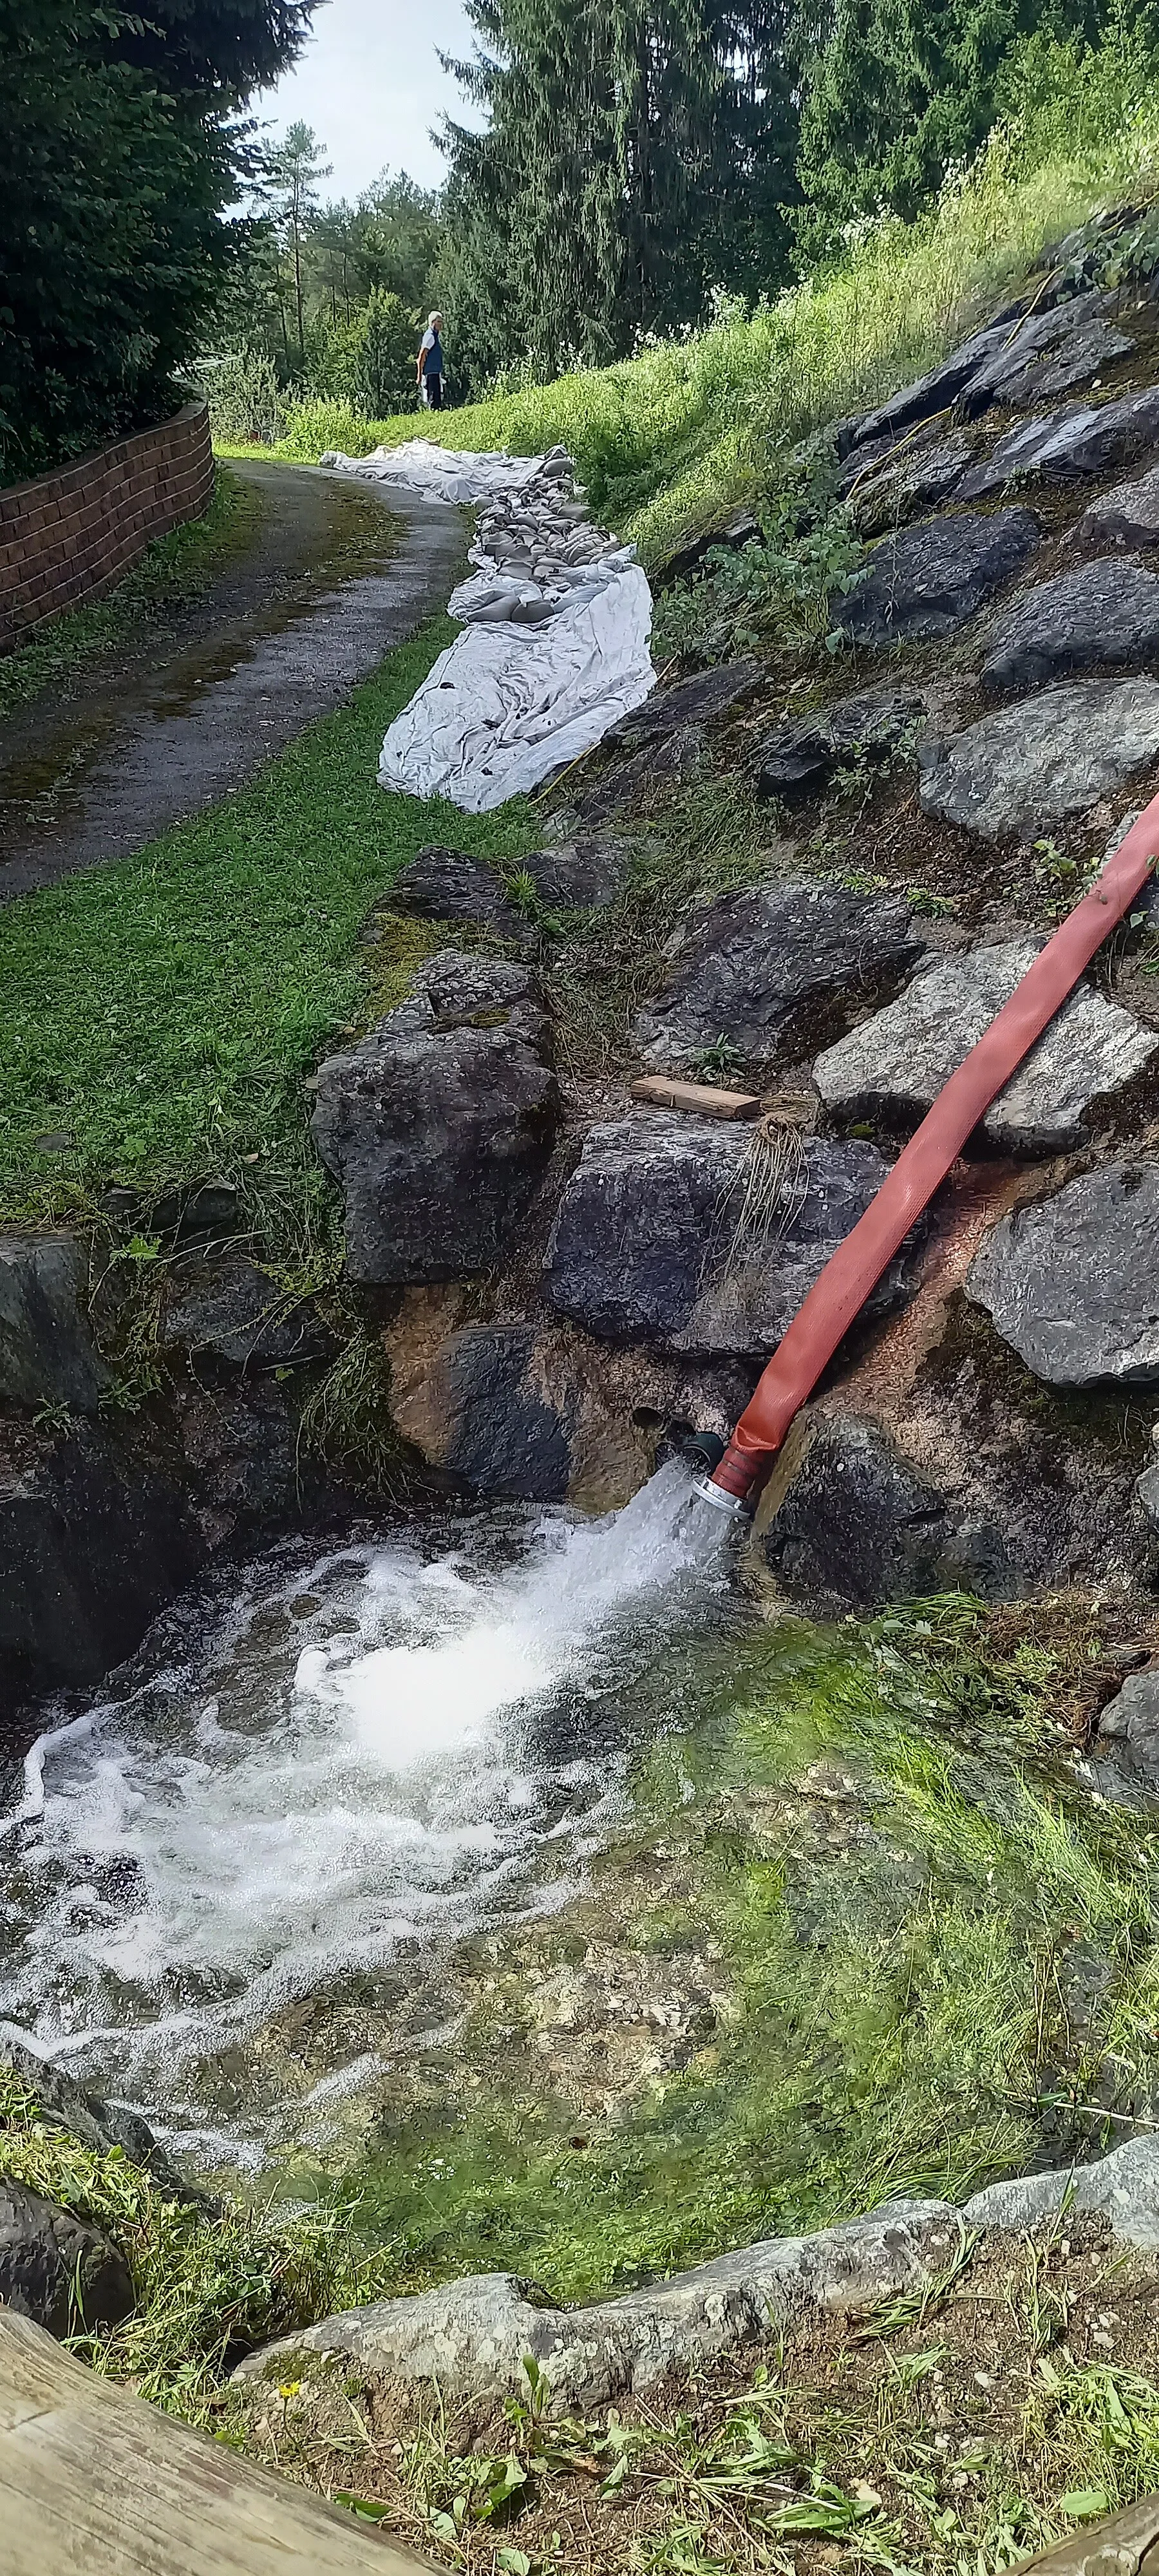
259;0;476;199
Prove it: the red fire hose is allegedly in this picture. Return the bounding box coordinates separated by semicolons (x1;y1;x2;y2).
705;793;1159;1510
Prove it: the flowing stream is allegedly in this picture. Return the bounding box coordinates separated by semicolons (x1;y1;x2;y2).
0;1463;737;2167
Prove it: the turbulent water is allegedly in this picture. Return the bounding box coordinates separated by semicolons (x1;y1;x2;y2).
0;1463;735;2165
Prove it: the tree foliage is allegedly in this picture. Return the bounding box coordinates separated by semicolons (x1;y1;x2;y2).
0;0;312;481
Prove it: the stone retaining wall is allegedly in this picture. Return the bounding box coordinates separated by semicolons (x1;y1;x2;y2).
0;401;215;649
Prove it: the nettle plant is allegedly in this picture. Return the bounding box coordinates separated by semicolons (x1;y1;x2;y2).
653;436;863;667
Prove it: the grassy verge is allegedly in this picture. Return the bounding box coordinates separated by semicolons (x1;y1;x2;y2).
241;2219;1159;2576
0;618;539;1259
216;35;1159;569
0;466;256;720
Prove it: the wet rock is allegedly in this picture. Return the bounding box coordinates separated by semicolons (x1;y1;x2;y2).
389;844;527;941
1078;460;1159;549
178;1378;300;1520
545;1117;918;1356
0;2180;133;2339
760;1412;1013;1612
0;2029;195;2201
918;678;1159;838
847;431;975;535
968;1159;1159;1385
0;1421;202;1704
234;2198;958;2404
520;834;630;908
961;292;1133;412
981;558;1159;696
611;659;762;744
814;940;1156;1151
160;1255;334;1371
149;1180;243;1244
634;878;925;1076
311;952;561;1285
960;385;1159;496
756;688;927;799
1094;1669;1159;1795
437;1322;573;1501
0;1233;109;1414
837;508;1041;647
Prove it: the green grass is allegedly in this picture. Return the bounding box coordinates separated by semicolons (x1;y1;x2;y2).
218;33;1159;569
0;618;539;1254
0;466;256;719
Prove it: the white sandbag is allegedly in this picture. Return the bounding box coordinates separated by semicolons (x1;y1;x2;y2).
378;564;655;810
320;439;656;810
319;440;554;508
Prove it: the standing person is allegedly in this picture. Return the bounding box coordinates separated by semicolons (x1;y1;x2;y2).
417;312;445;411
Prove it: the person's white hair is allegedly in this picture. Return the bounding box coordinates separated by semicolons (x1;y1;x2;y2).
428;310;442;327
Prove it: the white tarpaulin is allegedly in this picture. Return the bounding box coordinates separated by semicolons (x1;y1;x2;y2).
319;439;656;810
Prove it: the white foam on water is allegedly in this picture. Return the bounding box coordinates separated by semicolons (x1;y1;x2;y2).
0;1464;733;2156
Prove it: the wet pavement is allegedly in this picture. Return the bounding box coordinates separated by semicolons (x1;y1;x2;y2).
0;460;464;902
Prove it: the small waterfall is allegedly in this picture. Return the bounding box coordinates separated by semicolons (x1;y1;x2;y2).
0;1463;736;2162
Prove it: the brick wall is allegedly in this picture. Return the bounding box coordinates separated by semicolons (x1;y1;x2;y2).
0;401;216;650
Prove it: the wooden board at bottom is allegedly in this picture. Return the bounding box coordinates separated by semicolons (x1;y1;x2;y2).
0;2309;429;2575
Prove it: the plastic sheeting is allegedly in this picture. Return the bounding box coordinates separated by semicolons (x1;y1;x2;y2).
319;439;656;810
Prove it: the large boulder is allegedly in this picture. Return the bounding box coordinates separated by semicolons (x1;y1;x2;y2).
0;2179;133;2339
0;1233;109;1414
0;1420;203;1704
421;1321;574;1502
756;688;927;800
847;431;975;536
813;940;1157;1152
520;835;630;908
760;1412;1013;1612
610;659;762;744
159;1254;334;1371
388;844;529;942
968;1160;1159;1385
918;678;1159;838
961;292;1133;413
634;879;925;1077
234;2199;957;2405
544;1115;919;1356
311;952;561;1285
840;321;1014;454
1078;460;1159;549
836;508;1040;647
980;558;1159;696
960;386;1159;497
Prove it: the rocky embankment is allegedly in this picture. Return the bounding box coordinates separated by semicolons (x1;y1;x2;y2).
10;218;1159;1723
316;225;1159;1674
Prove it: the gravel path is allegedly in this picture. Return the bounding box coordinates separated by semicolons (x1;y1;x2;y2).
0;460;464;902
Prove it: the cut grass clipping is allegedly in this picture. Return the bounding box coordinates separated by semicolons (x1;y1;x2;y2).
0;618;540;1258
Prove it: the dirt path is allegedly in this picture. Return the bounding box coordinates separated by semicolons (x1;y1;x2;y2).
0;460;463;902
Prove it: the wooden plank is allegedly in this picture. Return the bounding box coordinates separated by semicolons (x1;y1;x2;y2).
630;1075;760;1119
0;2311;429;2575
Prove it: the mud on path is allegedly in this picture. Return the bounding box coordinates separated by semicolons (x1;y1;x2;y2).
0;460;464;902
